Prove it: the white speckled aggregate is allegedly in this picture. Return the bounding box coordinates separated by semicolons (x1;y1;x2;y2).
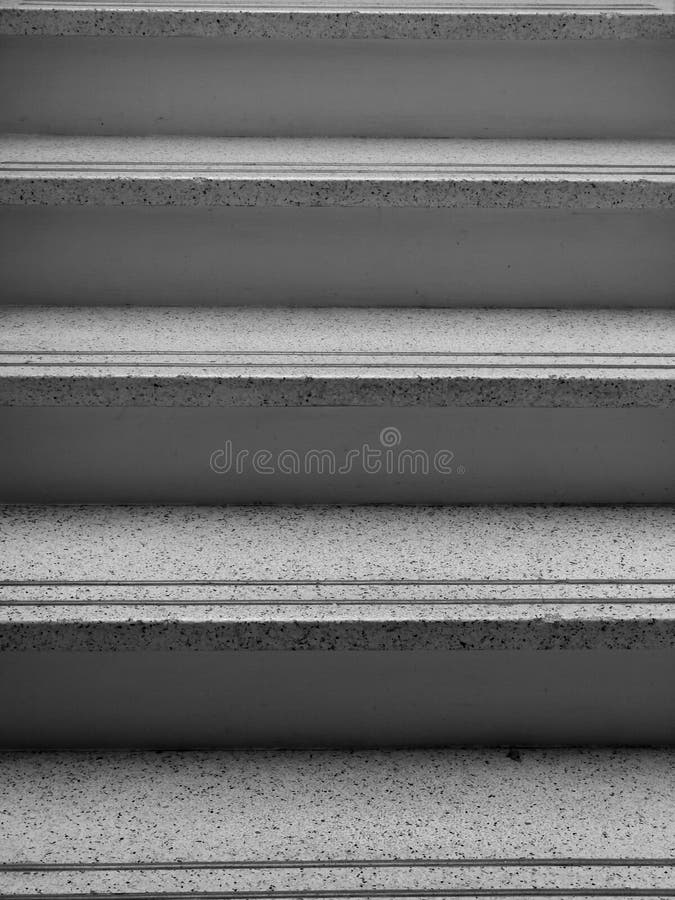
1;306;673;407
0;504;672;650
0;749;673;895
1;136;673;208
1;0;674;39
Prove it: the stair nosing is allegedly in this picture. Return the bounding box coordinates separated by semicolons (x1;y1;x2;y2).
2;136;673;209
1;0;674;40
1;505;672;650
2;307;673;408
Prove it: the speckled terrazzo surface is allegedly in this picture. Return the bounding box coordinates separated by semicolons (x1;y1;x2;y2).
1;136;673;208
0;504;673;650
0;750;673;895
1;0;673;39
1;306;673;407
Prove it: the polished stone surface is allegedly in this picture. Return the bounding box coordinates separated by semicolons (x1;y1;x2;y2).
0;749;673;895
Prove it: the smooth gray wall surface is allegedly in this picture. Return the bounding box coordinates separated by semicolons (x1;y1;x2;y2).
1;649;673;748
2;406;674;503
2;37;673;137
2;207;673;307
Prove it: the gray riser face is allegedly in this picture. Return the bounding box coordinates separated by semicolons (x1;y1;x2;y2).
2;207;673;307
2;36;674;138
1;648;673;747
2;406;673;503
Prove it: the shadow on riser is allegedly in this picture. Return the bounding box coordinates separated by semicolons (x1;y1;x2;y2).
1;648;673;747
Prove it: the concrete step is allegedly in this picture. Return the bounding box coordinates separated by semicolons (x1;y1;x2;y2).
1;136;674;306
0;749;673;895
1;306;673;503
1;1;673;138
0;504;673;746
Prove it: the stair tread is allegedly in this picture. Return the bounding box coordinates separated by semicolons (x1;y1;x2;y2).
1;135;673;208
1;0;673;40
2;306;673;407
1;504;673;650
0;748;673;896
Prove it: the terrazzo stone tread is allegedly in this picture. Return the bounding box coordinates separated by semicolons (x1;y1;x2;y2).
1;504;673;650
0;749;673;897
2;306;674;407
1;135;673;208
1;0;674;39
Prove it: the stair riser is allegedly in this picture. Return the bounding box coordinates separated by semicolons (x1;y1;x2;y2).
1;649;672;747
2;407;673;503
2;207;673;307
2;36;674;138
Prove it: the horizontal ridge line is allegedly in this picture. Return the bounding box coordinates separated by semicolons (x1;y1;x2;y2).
3;858;674;872
0;579;671;587
1;351;671;358
4;364;673;371
3;598;674;607
3;165;673;177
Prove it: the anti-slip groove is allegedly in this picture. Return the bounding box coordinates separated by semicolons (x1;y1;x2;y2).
4;601;673;607
4;162;673;176
5;858;674;870
5;365;673;369
6;363;673;369
1;350;672;357
4;349;674;369
2;578;671;586
3;598;674;606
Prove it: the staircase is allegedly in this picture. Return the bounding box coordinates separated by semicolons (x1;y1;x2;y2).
0;0;674;897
